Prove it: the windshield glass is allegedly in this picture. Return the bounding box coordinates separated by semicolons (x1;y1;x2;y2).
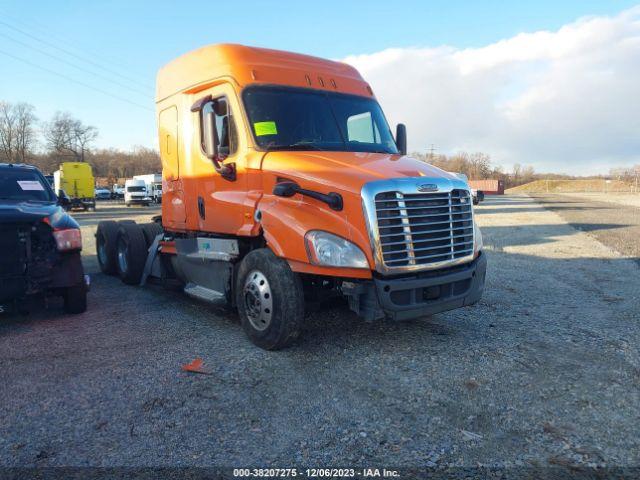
127;186;145;192
0;169;55;202
243;86;398;154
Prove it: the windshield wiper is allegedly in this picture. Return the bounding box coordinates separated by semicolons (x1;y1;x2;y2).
266;143;322;151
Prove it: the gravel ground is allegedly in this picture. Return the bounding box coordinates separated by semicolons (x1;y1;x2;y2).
529;193;640;265
0;195;639;471
552;192;640;209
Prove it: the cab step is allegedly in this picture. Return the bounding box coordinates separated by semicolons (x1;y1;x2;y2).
183;283;226;304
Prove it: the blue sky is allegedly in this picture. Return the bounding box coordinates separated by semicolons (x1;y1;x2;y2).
0;0;638;172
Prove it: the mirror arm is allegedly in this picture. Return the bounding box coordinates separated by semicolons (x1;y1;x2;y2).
273;182;343;211
190;95;212;112
215;159;236;181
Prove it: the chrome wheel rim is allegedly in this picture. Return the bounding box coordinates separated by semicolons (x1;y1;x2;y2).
243;270;273;331
117;238;128;273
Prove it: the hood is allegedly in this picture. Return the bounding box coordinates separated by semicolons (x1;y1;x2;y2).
262;151;461;194
0;201;79;229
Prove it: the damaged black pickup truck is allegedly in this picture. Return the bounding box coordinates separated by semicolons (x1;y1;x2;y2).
0;163;88;314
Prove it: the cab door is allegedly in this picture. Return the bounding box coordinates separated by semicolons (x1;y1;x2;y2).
191;83;248;235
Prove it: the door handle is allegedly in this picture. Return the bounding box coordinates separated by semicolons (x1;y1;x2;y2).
197;196;205;220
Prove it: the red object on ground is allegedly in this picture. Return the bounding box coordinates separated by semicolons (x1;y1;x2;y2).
468;179;505;195
182;358;210;374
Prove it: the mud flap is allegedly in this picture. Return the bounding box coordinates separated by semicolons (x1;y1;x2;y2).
139;234;163;286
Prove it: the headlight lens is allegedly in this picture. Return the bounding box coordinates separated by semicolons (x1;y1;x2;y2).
473;219;483;256
305;231;369;269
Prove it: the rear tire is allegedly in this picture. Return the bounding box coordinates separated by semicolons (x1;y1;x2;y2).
96;221;120;275
64;284;87;314
141;222;163;248
116;222;147;285
236;248;304;350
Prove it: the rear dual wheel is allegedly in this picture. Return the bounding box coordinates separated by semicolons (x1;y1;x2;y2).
116;222;148;285
141;222;163;248
96;221;119;274
96;220;148;285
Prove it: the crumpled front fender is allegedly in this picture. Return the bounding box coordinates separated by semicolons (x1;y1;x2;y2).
258;193;373;279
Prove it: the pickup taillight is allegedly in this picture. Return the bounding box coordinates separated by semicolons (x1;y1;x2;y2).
53;229;82;251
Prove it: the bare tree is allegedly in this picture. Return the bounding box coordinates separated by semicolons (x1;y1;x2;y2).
44;111;98;161
0;102;15;162
468;152;492;179
0;101;37;163
512;163;522;185
14;103;37;163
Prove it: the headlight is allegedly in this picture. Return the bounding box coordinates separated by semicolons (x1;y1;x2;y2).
473;219;483;257
305;231;369;269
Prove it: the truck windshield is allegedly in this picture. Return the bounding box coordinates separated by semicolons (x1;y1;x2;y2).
127;186;145;192
243;86;399;154
0;169;55;202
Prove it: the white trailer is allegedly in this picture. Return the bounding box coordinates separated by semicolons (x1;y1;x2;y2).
133;173;162;203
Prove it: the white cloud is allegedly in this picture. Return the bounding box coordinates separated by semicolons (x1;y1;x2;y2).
343;6;640;175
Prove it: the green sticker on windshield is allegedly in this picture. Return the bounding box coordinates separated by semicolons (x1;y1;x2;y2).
254;121;278;136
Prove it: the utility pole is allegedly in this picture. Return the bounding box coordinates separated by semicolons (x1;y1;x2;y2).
427;144;436;160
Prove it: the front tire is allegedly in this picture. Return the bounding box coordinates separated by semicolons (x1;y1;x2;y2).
64;284;87;314
236;249;304;350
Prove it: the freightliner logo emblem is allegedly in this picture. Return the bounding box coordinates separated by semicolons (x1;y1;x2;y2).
417;184;438;192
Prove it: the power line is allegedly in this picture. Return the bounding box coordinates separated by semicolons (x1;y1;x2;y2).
0;31;152;98
0;10;150;82
0;18;154;91
0;48;154;112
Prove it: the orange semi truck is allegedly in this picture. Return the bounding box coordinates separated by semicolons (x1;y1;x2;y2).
96;44;486;349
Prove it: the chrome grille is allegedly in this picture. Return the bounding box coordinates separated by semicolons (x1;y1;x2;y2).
374;189;474;269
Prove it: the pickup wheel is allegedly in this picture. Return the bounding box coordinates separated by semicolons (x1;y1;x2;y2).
116;222;147;285
64;283;87;314
96;220;120;275
236;249;304;350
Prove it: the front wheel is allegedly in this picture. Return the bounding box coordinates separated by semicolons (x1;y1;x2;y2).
236;249;304;350
64;284;87;314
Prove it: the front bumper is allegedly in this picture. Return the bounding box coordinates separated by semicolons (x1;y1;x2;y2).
342;252;486;321
0;251;85;303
